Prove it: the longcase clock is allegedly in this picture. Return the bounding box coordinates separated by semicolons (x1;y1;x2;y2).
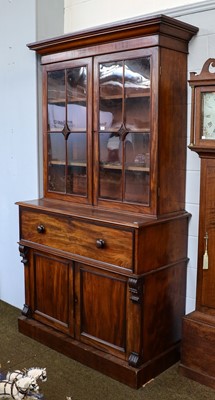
180;59;215;389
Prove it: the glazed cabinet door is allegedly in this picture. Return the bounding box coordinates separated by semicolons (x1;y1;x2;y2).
93;48;158;214
43;58;93;203
24;249;75;336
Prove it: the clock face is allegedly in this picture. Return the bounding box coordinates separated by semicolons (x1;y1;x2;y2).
202;92;215;139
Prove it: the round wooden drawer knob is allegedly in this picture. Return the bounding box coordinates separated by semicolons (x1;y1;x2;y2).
96;239;105;248
37;224;45;234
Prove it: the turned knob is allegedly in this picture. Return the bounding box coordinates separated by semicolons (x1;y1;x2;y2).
96;239;105;249
37;224;45;234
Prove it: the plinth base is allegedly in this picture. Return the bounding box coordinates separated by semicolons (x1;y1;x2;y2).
19;316;180;389
179;310;215;389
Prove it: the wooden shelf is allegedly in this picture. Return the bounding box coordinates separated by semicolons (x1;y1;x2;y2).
48;128;86;133
49;160;149;172
100;162;149;172
49;160;86;167
100;87;150;100
48;98;86;104
98;128;150;133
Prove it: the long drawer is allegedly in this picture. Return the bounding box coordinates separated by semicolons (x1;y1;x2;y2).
20;209;134;270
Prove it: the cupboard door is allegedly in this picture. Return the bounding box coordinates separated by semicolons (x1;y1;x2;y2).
94;50;156;211
75;263;128;359
44;58;93;204
28;250;75;335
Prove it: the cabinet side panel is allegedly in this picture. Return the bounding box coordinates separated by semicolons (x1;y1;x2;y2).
158;48;187;214
136;216;189;274
143;262;187;361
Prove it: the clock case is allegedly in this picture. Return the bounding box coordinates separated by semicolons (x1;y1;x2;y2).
189;58;215;152
180;59;215;388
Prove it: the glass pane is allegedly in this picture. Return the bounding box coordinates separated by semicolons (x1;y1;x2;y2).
67;133;87;195
47;71;66;131
107;134;122;163
67;67;87;131
48;132;66;193
125;97;150;130
201;92;215;139
68;132;87;163
125;58;150;93
99;62;123;130
125;132;150;204
132;132;150;165
48;70;65;102
125;170;150;204
99;132;110;164
67;104;87;131
67;67;87;101
99;132;122;200
125;57;150;130
99;169;122;200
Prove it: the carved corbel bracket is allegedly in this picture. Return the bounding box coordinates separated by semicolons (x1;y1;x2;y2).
128;277;144;367
128;277;144;304
19;244;29;266
22;303;32;318
128;351;143;368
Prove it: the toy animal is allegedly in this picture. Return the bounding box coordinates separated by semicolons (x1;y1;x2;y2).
6;368;47;384
0;376;39;399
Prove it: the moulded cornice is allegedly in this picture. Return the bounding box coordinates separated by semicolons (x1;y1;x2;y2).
27;14;198;56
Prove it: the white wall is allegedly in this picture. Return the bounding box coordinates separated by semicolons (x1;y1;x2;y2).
0;0;38;308
64;0;209;31
36;0;64;40
0;0;64;310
